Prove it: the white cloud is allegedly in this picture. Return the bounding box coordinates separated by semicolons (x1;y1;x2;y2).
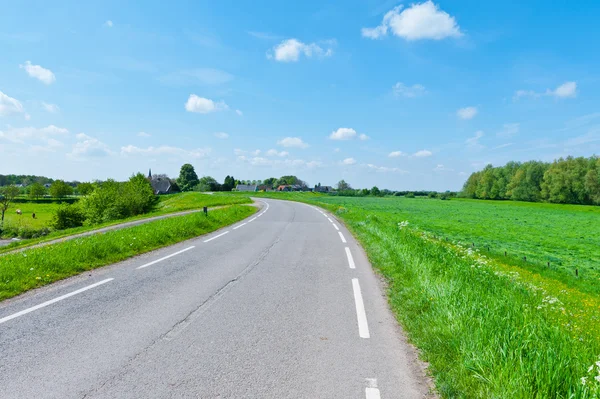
514;81;578;101
457;106;478;120
235;109;243;116
388;151;405;158
330;127;369;141
137;131;151;138
277;137;309;148
214;132;229;139
0;125;68;143
42;102;59;113
237;155;321;169
104;20;113;28
342;157;356;165
434;164;454;172
20;61;56;84
413;149;433;157
362;1;462;41
185;94;229;114
548;81;577;98
392;82;426;98
268;38;333;62
493;143;514;150
363;163;407;173
466;130;484;149
359;133;370;140
71;134;112;158
497;123;519;138
266;149;289;157
121;145;210;159
0;91;24;116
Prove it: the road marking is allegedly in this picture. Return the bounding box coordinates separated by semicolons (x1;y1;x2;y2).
352;279;370;338
233;223;247;230
365;378;381;399
204;231;229;242
338;231;347;243
345;247;356;269
333;224;340;231
0;278;114;325
327;217;334;223
248;217;257;223
137;246;195;269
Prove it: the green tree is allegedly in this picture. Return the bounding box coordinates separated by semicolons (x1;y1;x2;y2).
196;176;219;192
77;182;95;196
263;177;277;189
337;180;351;191
177;164;199;192
223;175;236;191
370;186;382;196
120;173;156;216
28;182;46;200
277;175;299;186
585;158;600;205
49;180;74;199
0;185;20;225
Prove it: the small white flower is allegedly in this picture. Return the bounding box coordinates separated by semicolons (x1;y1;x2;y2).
581;376;587;385
30;268;34;271
589;365;594;373
595;375;600;383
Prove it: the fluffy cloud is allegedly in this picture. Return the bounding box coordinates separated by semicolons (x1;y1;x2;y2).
0;125;68;143
466;130;484;149
20;61;56;84
0;91;24;116
277;137;309;148
185;94;229;114
433;164;454;172
457;106;478;120
392;82;426;98
137;131;151;137
514;81;578;100
268;39;333;62
497;123;519;138
237;155;322;169
121;145;210;159
413;149;433;157
342;157;356;165
71;133;112;158
42;102;59;113
266;149;289;157
388;151;405;158
362;1;462;41
214;132;229;139
104;20;113;28
329;127;369;141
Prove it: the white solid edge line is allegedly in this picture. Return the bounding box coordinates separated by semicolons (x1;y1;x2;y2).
345;247;356;269
352;278;371;339
333;224;340;231
248;217;257;223
204;231;229;243
0;278;114;325
137;246;195;269
233;223;247;230
365;388;381;399
338;231;347;243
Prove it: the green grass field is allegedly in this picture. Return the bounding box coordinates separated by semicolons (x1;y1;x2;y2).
252;192;600;398
0;204;256;301
2;201;59;230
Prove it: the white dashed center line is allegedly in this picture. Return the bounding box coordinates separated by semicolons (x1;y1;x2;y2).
0;278;114;325
365;378;381;399
352;278;370;339
204;231;229;243
332;224;340;231
233;223;247;230
345;247;356;269
338;231;347;243
137;246;195;270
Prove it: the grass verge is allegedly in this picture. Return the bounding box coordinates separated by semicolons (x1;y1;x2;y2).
0;192;252;254
0;204;256;301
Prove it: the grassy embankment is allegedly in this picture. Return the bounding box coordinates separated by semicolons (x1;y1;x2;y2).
0;192;251;253
0;204;256;301
253;192;600;398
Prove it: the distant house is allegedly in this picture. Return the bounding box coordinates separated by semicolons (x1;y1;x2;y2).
150;178;174;195
314;185;333;193
256;185;272;192
236;184;258;192
277;185;291;192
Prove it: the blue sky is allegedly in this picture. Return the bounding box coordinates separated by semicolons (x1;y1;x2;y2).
1;0;600;191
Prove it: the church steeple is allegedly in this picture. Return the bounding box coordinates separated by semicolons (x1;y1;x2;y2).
148;168;152;179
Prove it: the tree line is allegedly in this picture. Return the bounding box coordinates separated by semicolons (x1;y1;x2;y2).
462;156;600;205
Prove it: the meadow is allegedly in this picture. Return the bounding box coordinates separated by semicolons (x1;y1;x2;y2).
0;204;256;300
253;192;600;398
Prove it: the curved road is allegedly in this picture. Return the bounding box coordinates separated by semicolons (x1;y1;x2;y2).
0;199;430;398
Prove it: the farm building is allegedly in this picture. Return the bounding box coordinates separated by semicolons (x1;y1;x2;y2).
236;184;258;192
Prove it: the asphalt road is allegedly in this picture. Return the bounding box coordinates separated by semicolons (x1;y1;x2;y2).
0;199;431;399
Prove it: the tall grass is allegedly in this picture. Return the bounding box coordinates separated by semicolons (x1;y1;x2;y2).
0;205;256;301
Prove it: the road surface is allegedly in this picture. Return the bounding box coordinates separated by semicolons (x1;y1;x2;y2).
0;199;431;398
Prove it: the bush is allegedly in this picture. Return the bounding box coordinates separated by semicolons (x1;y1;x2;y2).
52;204;86;230
18;226;50;239
405;192;415;198
428;192;438;199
